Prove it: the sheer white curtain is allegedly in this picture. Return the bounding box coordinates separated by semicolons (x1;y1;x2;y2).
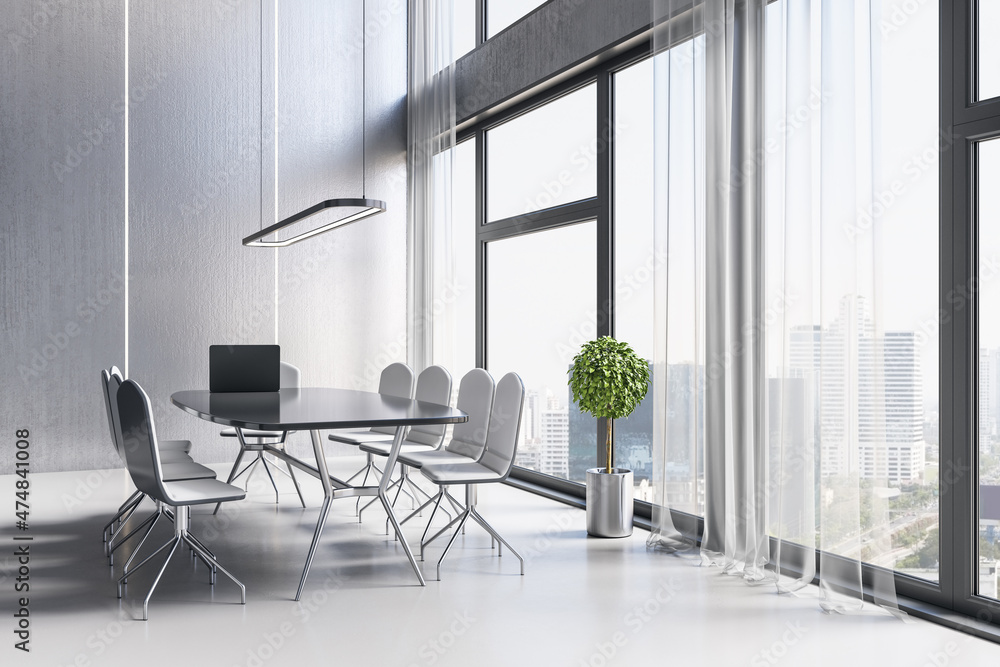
648;0;900;614
407;0;457;372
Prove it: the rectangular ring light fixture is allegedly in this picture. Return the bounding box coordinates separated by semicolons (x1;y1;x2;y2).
242;198;387;247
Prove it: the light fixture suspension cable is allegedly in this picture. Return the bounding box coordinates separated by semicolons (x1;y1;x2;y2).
243;0;385;248
362;0;366;199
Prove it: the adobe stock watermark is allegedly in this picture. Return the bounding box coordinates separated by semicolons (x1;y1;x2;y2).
521;509;577;564
349;278;467;390
577;578;682;667
230;571;348;667
722;87;832;196
705;289;799;382
518;118;629;220
18;270;127;385
51;69;168;184
403;611;476;667
908;253;1000;351
5;0;71;55
843;125;958;242
556;249;669;364
749;620;808;666
54;610;137;667
879;0;934;38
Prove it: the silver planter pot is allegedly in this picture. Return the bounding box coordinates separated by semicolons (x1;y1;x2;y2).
586;468;634;538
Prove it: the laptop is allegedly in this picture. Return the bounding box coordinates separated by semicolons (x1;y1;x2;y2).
209;345;280;392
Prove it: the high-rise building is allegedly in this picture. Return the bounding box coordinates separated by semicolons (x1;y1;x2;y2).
788;295;924;483
982;348;995;453
539;408;569;479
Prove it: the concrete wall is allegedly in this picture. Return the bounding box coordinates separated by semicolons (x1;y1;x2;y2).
0;0;407;473
455;0;658;126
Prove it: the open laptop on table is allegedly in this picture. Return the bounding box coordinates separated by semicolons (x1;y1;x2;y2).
209;344;280;393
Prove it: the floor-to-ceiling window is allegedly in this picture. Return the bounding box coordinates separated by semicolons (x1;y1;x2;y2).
443;0;1000;633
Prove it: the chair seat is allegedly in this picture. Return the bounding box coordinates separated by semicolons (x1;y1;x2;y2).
420;461;502;485
398;449;478;468
358;441;435;457
220;427;288;439
327;430;395;446
162;461;217;482
158;449;195;464
163;478;246;506
160;439;192;453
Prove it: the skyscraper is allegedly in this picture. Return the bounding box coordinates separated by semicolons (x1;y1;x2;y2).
788;295;924;483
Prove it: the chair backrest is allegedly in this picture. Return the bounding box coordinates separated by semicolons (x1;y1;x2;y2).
444;368;495;459
116;379;171;503
404;365;453;448
106;369;130;465
100;368;124;462
478;373;525;477
279;361;301;389
371;362;416;435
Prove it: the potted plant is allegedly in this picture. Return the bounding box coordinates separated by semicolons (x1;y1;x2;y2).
568;336;650;538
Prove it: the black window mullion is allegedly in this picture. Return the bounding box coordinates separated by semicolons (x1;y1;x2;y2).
596;66;614;471
476;128;486;370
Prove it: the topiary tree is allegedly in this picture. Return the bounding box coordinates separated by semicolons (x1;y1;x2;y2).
568;337;650;474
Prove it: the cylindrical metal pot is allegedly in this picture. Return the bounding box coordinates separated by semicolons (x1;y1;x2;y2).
586;468;634;538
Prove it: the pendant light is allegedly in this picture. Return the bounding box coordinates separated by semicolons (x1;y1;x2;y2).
243;0;386;248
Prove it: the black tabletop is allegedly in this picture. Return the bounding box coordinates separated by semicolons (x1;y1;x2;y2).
171;387;467;431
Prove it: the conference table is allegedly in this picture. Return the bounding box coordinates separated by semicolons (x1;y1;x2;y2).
170;387;468;599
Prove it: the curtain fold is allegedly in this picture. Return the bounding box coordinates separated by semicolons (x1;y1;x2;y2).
648;0;900;614
407;0;456;372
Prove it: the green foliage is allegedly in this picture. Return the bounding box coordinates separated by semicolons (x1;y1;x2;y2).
567;337;650;421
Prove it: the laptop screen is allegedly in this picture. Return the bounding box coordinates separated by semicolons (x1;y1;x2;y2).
209;345;280;392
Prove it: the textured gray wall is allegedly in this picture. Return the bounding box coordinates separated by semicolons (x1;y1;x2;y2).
127;0;277;464
1;2;128;474
275;0;409;458
1;0;407;472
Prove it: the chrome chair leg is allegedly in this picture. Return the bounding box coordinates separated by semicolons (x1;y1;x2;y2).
140;538;180;621
351;454;384;514
108;509;158;565
418;494;453;558
214;448;248;515
184;533;244;601
259;454;280;504
268;445;306;508
104;491;143;543
243;457;261;491
117;535;176;598
119;505;245;620
470;509;523;573
186;532;216;560
436;511;473;580
120;509;162;579
421;510;465;561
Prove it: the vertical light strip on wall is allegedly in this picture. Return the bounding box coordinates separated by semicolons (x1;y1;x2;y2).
273;0;279;343
123;0;129;377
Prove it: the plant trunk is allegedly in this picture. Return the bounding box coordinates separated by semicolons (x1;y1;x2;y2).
605;417;614;474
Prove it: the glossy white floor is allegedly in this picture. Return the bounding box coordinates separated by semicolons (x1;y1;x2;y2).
4;456;1000;667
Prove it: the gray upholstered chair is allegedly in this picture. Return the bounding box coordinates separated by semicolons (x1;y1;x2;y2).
116;378;246;620
396;369;495;544
355;365;453;520
327;362;415;509
101;368;216;567
418;372;525;579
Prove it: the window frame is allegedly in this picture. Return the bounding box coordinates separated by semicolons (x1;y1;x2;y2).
449;0;1000;638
